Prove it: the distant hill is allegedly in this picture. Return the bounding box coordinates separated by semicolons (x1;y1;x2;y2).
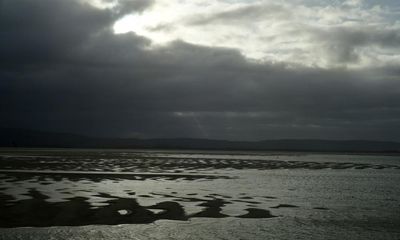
1;128;400;153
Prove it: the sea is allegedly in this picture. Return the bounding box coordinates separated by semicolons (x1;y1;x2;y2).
0;149;399;240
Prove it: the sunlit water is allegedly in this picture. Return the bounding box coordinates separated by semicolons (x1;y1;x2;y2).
0;149;399;239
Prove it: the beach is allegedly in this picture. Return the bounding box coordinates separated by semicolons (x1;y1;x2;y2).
0;149;400;239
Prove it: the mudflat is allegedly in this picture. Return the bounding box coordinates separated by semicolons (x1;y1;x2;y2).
0;149;400;239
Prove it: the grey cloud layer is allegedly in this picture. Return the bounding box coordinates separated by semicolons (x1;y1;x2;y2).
312;26;400;63
112;0;155;16
0;0;399;140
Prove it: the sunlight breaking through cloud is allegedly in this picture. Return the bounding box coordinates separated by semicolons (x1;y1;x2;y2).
113;0;400;68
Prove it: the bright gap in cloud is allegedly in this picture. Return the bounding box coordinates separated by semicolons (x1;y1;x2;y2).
113;0;400;68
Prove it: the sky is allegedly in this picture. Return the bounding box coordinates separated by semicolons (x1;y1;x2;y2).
0;0;400;141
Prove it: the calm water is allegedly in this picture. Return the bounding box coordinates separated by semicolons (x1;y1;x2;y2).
0;149;399;239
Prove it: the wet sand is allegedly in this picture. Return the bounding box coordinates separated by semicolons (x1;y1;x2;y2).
1;149;400;239
0;150;399;173
0;188;279;227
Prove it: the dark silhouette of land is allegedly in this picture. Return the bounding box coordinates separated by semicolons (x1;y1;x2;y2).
1;128;399;153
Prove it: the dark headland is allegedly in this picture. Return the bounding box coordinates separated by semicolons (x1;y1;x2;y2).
1;128;399;153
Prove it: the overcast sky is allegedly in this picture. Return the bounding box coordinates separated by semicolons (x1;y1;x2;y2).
1;0;400;141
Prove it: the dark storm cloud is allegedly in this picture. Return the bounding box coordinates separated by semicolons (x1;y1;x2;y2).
0;0;399;140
